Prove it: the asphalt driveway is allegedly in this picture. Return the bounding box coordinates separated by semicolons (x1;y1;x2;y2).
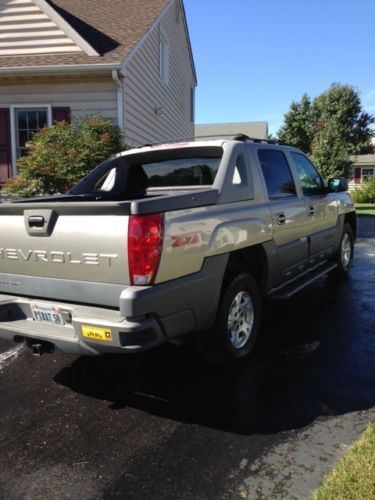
0;217;373;499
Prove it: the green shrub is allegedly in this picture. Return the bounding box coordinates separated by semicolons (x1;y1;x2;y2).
351;178;375;203
4;115;127;197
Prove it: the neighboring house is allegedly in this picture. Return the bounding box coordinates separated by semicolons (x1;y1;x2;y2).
195;122;268;140
0;0;196;187
349;154;375;190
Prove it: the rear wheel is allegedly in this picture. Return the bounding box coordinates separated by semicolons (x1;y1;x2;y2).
332;223;354;277
197;273;261;366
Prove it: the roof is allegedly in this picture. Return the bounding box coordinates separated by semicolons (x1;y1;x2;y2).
195;122;269;140
350;154;375;166
0;0;171;67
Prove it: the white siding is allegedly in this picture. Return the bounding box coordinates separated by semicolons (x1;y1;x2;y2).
122;0;195;146
0;78;118;121
0;0;82;56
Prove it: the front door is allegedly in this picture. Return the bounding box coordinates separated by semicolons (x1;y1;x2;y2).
289;152;339;265
257;148;309;284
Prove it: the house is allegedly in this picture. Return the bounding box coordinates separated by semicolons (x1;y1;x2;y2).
349;154;375;190
0;0;196;187
195;122;268;140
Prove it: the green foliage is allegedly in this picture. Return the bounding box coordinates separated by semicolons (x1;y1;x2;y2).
351;178;375;204
4;115;127;197
278;94;315;153
310;122;353;179
277;83;375;179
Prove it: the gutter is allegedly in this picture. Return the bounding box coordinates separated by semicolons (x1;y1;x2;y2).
112;69;124;131
0;63;121;75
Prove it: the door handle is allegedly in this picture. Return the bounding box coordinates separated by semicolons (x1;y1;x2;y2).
276;213;286;225
308;206;315;217
28;215;45;228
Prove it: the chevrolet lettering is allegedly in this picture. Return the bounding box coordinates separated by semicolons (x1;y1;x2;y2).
0;249;119;266
0;136;356;365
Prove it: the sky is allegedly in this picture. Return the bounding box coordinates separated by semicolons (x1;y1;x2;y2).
183;0;375;136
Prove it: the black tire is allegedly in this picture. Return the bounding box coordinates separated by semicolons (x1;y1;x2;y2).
196;273;261;367
331;222;354;278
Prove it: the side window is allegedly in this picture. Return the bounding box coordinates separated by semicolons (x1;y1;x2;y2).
291;153;324;196
258;149;296;199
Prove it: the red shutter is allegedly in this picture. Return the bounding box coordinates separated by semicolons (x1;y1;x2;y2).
354;167;361;184
52;107;71;123
0;108;12;186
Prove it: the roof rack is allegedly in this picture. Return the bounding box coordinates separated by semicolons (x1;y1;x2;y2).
139;133;285;149
231;134;286;145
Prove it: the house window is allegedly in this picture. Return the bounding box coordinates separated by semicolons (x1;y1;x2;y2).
14;108;49;158
159;33;169;84
361;168;375;181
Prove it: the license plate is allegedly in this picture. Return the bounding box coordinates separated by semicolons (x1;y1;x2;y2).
81;325;112;342
31;304;65;326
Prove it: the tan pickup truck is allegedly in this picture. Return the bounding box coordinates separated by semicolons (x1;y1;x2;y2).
0;136;356;365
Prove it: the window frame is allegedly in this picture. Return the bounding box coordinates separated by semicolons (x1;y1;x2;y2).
10;104;52;175
361;168;375;181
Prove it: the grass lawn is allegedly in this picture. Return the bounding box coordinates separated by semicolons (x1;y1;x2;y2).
355;204;375;216
311;423;375;500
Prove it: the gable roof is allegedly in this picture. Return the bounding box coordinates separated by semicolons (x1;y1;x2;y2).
0;0;171;68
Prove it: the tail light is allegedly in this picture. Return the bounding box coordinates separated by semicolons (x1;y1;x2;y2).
128;213;164;285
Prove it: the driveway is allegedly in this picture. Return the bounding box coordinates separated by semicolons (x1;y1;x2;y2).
0;217;373;499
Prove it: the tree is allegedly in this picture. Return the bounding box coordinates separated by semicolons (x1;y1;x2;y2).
278;94;314;154
277;83;375;178
4;115;127;197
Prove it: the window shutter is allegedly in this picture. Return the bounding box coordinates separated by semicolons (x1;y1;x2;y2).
354;167;361;184
0;108;12;185
52;107;71;123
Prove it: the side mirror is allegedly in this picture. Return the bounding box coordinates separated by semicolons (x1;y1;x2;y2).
328;177;348;192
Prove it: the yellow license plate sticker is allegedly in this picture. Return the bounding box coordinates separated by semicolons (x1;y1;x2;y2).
81;325;112;342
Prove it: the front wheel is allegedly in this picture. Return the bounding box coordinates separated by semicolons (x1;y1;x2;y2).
332;223;354;277
196;273;261;366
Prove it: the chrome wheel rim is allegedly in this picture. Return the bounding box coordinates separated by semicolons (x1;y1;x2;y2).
341;233;352;269
227;291;254;349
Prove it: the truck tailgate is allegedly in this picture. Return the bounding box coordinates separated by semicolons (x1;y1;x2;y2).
0;203;130;301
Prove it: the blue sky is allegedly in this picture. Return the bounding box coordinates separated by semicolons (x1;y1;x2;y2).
183;0;375;135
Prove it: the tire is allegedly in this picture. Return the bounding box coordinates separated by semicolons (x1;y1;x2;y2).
196;273;261;366
331;222;354;277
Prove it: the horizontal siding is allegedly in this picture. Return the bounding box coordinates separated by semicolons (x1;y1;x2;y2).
0;79;118;121
0;0;83;55
123;0;195;146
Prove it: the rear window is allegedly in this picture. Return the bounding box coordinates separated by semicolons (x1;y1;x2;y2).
143;157;220;187
71;147;223;199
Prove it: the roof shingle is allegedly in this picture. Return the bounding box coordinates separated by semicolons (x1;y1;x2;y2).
0;0;171;68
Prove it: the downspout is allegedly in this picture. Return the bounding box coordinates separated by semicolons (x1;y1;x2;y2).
112;69;124;131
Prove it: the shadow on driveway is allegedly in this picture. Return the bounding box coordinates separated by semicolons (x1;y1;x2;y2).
54;267;374;436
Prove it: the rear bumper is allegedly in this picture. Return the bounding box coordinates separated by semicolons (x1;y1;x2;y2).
0;296;167;355
0;254;229;355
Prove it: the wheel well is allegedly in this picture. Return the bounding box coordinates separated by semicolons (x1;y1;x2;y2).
224;245;268;293
345;211;357;240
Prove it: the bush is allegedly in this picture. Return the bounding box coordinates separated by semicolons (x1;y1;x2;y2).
351;178;375;203
4;115;127;197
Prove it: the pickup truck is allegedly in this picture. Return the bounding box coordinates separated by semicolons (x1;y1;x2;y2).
0;136;356;365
